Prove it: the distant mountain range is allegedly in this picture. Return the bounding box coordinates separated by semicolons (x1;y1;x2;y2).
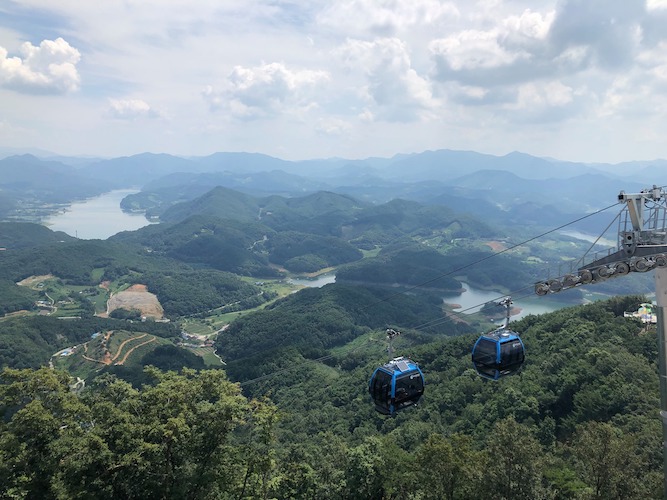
0;148;664;232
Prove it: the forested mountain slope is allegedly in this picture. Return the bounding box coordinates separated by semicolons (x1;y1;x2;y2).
128;186;506;279
1;296;663;498
232;295;662;498
0;155;107;202
0;233;268;321
111;215;280;276
0;222;75;248
215;283;471;381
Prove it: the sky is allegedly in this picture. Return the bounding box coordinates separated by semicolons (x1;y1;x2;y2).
2;0;667;163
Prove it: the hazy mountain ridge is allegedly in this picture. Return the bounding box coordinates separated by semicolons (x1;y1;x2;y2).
3;148;666;235
0;155;107;202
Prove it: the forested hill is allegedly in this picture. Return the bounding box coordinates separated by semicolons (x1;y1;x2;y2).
158;187;365;226
111;186;510;281
224;294;663;499
1;150;658;233
215;283;470;381
0;222;75;248
1;295;663;498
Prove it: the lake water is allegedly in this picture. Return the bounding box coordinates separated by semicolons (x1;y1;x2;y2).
37;198;605;320
288;273;336;287
444;282;570;320
42;189;154;239
292;275;568;319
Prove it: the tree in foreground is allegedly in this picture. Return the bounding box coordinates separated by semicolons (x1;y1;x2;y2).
0;366;277;499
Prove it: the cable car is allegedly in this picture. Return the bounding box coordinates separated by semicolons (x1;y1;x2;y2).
368;356;425;416
472;329;525;380
368;329;424;415
471;297;525;380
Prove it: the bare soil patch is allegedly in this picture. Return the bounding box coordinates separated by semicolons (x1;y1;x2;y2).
17;274;54;287
484;241;506;252
107;285;164;319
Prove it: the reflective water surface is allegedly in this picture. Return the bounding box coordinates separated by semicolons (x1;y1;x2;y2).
43;189;153;239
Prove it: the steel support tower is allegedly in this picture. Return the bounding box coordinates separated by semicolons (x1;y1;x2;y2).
535;185;667;497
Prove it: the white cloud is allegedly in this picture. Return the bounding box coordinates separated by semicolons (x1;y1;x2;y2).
334;38;437;121
204;62;330;120
501;9;555;48
0;37;80;94
547;0;645;70
4;1;667;162
453;84;488;101
429;9;556;84
430;30;526;72
647;0;667;11
318;0;459;36
315;117;352;136
597;75;665;120
427;0;667;132
107;99;160;120
516;81;573;109
637;40;667;74
500;79;595;125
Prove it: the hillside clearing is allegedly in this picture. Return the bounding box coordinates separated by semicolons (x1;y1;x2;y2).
107;284;164;319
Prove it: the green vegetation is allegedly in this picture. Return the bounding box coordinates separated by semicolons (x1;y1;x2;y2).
140;270;270;317
109;307;142;320
0;316;178;370
104;344;209;386
0;222;75;248
227;295;662;499
0;368;278;499
1;297;663;498
0;185;664;498
0;279;38;316
115;189;508;288
112;214;279;276
267;231;363;272
215;283;464;379
0;240;154;284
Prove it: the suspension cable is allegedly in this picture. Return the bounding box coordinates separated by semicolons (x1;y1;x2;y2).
234;201;622;387
356;202;621;312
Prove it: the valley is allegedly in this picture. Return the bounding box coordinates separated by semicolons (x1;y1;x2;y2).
0;150;663;498
6;1;667;494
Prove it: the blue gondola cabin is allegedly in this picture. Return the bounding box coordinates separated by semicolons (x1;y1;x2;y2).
472;329;525;380
369;356;425;415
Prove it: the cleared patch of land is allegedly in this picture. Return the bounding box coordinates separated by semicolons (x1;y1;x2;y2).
55;330;168;378
16;274;54;287
107;284;164;319
484;241;506;252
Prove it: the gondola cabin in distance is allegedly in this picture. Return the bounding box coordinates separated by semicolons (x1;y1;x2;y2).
471;296;525;380
368;356;425;416
471;329;525;380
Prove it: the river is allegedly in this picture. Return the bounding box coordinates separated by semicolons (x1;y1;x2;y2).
42;189;154;239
